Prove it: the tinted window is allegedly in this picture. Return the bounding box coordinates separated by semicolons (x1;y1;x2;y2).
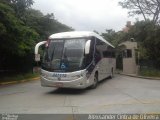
96;38;106;58
123;49;132;58
42;38;86;72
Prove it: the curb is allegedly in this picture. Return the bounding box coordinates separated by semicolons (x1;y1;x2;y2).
0;77;40;86
118;73;160;80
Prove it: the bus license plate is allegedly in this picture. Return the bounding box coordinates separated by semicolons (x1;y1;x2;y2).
54;83;63;87
52;73;67;78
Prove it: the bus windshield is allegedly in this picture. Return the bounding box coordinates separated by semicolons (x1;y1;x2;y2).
42;38;86;72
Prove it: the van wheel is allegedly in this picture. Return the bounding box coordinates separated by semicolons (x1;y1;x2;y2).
91;74;98;89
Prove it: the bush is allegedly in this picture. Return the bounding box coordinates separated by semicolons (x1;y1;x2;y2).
139;67;160;77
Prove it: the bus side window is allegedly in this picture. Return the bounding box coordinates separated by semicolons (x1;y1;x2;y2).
103;51;111;58
95;38;103;62
95;47;101;63
103;46;115;58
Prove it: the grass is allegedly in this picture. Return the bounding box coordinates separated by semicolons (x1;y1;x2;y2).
0;72;40;83
139;67;160;77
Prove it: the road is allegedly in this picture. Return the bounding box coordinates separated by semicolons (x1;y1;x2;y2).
0;75;160;114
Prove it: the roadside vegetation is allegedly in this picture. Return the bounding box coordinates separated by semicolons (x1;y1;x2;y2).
0;73;39;83
0;0;73;82
101;0;160;77
139;68;160;78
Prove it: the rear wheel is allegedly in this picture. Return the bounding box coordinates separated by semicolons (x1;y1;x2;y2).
91;74;98;89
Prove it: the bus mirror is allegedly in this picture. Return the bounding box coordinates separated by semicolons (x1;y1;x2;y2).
34;41;47;61
35;54;40;61
85;40;91;55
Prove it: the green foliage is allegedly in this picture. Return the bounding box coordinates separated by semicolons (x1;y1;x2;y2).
6;0;34;20
127;20;160;64
139;67;160;77
119;0;160;24
0;0;73;73
25;9;73;41
113;20;160;68
0;22;6;35
102;20;160;69
101;29;127;47
0;72;39;83
0;2;38;56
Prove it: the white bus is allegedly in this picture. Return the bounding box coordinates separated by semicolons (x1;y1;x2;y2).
35;31;115;89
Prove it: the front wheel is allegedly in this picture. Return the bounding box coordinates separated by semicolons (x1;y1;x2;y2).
90;74;98;89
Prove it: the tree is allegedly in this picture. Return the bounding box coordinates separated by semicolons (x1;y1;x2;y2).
116;20;160;68
101;29;120;46
119;0;160;24
2;0;34;22
0;1;39;72
0;2;38;55
0;0;73;73
93;30;99;34
25;9;73;41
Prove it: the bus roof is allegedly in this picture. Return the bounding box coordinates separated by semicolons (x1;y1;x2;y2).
49;31;115;48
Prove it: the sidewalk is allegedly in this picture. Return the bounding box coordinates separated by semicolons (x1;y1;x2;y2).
0;77;40;86
118;72;160;80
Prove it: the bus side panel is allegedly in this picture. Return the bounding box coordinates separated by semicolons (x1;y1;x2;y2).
95;38;115;81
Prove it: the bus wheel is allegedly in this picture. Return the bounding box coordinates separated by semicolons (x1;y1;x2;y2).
91;74;98;89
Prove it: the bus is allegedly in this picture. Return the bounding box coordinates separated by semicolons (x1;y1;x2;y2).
35;31;115;89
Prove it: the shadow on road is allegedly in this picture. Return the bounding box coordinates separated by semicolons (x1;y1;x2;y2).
46;88;87;95
99;77;112;84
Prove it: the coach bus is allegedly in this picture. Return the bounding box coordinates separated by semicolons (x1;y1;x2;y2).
35;31;115;89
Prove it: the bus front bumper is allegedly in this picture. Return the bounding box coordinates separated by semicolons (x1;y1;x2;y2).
41;76;90;89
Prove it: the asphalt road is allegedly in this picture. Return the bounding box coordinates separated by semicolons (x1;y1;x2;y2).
0;75;160;114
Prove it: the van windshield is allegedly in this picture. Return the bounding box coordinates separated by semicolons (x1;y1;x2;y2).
42;38;86;72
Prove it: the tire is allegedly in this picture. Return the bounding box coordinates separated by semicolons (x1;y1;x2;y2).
90;74;98;89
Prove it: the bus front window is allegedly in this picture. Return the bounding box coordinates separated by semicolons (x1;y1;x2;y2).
42;38;86;72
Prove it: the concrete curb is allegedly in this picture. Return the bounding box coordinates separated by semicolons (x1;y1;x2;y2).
0;77;40;86
119;73;160;80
